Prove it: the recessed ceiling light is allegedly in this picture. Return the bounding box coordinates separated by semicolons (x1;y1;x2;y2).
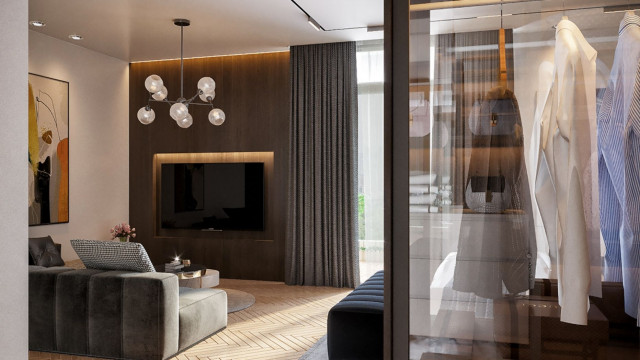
68;34;83;40
29;20;46;27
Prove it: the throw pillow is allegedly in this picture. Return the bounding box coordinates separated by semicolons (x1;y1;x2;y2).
28;236;65;267
70;239;156;273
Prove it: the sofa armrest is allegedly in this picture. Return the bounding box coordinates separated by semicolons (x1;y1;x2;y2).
85;271;180;359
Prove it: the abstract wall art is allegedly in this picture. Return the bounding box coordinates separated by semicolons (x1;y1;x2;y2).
28;73;69;225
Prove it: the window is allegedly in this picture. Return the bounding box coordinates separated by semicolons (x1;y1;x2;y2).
357;40;384;283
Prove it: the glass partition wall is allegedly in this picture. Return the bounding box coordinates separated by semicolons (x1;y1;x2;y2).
406;0;640;358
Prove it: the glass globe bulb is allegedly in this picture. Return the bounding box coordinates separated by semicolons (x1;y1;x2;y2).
137;106;155;125
144;75;163;93
152;86;168;101
169;102;188;121
197;77;216;93
177;113;193;128
199;90;215;102
208;108;226;126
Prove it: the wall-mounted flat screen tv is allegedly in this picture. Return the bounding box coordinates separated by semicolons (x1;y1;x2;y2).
160;162;264;231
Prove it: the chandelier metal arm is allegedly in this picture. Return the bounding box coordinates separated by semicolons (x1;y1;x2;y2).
184;90;208;106
147;89;213;107
148;98;213;107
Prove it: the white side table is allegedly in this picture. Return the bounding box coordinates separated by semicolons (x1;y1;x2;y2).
178;269;219;289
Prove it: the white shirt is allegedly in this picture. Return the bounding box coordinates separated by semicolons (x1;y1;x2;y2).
530;61;554;279
535;18;602;325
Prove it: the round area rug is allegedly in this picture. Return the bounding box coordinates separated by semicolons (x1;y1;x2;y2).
224;289;255;313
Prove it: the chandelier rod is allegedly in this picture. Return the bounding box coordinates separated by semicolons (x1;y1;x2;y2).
180;23;184;99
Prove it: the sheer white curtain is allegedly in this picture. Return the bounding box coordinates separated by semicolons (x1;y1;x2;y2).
357;41;384;281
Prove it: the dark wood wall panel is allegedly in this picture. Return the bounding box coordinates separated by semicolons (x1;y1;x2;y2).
129;52;290;281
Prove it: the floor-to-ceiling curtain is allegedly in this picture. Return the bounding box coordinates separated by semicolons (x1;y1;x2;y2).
286;41;359;287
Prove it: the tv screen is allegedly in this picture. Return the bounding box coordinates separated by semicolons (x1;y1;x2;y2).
160;162;264;231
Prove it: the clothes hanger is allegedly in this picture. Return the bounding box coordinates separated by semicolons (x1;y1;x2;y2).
562;0;568;20
628;0;636;16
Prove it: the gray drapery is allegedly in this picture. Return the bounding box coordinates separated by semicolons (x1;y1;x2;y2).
286;41;359;288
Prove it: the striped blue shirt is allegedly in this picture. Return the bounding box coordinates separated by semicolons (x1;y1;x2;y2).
597;12;640;323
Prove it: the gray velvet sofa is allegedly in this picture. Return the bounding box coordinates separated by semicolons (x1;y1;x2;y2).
29;265;227;359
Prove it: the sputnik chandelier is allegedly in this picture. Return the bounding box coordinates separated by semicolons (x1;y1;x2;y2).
136;19;226;128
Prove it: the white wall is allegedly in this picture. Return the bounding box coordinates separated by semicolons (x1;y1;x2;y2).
0;0;28;357
29;31;129;261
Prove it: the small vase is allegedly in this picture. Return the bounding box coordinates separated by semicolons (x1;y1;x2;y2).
118;236;128;242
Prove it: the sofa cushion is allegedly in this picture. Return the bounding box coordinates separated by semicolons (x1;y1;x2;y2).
178;287;228;351
55;269;106;354
71;239;155;272
29;236;65;267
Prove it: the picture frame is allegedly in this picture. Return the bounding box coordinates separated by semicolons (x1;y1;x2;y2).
28;73;70;226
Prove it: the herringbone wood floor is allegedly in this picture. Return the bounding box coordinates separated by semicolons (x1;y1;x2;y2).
29;279;351;360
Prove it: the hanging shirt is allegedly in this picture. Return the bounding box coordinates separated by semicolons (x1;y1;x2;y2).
534;18;601;326
529;61;555;279
598;12;640;323
623;65;640;326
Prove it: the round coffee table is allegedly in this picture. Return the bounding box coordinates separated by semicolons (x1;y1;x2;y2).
177;268;219;289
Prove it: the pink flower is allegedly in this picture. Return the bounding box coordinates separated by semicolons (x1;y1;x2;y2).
110;222;135;240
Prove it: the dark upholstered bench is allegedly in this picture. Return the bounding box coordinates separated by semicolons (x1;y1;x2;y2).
327;270;383;359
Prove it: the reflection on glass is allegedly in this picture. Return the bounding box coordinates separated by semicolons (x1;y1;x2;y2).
409;1;640;359
455;83;536;300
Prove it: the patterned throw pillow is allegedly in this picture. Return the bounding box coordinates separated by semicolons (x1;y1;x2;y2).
70;239;155;273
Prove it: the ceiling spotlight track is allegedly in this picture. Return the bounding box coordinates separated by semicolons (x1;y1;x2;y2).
307;16;323;31
290;0;325;31
136;19;226;128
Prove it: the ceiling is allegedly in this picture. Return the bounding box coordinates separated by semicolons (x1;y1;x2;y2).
28;0;384;62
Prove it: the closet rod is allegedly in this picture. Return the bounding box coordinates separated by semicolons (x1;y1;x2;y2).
412;0;639;12
412;0;530;11
428;4;640;23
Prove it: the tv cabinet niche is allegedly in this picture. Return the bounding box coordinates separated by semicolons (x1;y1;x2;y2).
151;152;280;280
